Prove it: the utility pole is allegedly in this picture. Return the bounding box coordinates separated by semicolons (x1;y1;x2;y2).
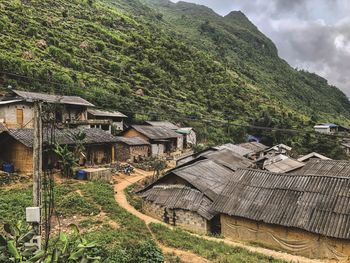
28;100;43;249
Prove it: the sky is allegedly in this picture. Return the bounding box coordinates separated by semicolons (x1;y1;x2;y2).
171;0;350;97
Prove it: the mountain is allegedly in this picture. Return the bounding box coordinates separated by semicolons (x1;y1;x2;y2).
0;0;350;144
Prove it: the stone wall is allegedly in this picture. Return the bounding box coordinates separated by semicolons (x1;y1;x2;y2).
221;214;350;262
129;145;149;161
143;200;208;235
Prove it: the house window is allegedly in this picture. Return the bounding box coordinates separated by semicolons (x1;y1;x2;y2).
16;109;23;126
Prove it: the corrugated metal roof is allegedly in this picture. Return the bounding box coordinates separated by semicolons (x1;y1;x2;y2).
266;144;292;152
297;152;331;162
204;149;253;171
140;159;235;201
11;90;94;107
145;121;179;130
0;99;23;105
264;155;305;173
3;128;118;148
212;168;350;240
87;109;127;118
116;136;150;146
237;142;269;153
295;159;350;177
0;123;6;133
131;125;181;140
139;185;215;220
214;143;254;156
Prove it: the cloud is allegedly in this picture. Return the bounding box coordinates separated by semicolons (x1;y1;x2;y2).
171;0;350;96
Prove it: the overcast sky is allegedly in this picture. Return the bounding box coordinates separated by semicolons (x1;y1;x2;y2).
171;0;350;97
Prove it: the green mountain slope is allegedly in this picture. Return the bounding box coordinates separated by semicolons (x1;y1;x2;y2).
0;0;349;144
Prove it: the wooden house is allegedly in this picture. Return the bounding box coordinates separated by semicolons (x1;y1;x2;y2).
122;125;183;157
212;169;350;261
0;128;118;173
115;137;150;162
87;109;127;133
138;159;236;234
0;90;94;129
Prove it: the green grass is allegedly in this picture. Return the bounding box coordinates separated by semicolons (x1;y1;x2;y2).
150;223;287;263
124;184;142;211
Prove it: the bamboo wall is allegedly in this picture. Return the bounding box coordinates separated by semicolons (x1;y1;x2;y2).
221;214;350;262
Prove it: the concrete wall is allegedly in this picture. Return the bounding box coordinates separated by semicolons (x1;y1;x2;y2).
221;214;350;262
143;201;208;235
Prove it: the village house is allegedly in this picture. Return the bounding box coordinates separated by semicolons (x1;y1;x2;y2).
115;137;150;162
122;125;183;157
0;89;94;129
297;152;331;162
0;128;118;173
214;143;254;157
145;121;197;149
212;168;350;261
314;123;350;134
176;147;217;166
138;159;236;234
87;109;127;134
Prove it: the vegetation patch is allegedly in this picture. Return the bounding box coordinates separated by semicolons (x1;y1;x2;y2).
150;223;286;263
56;191;100;216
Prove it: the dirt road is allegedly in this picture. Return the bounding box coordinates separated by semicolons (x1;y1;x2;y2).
114;169;323;263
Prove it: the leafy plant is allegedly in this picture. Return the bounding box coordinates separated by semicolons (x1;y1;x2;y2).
54;144;77;178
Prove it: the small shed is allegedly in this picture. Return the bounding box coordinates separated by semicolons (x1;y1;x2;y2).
115;137;150;162
176;127;197;148
122;125;183;156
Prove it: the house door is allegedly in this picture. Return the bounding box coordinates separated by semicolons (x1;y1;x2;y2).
16;109;23;126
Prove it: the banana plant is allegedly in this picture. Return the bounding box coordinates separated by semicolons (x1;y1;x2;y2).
0;223;101;263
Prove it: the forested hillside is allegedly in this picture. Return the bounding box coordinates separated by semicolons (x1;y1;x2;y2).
0;0;350;144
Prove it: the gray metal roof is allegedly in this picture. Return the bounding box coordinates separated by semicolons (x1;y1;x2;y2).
3;128;118;148
295;159;350;177
130;125;181;140
203;149;253;171
0;123;6;133
145;121;179;130
87;109;127;118
237;142;269;153
10;90;94;107
139;185;215;220
141;159;236;201
297;152;331;162
264;155;305;173
214;143;254;156
212;168;350;240
116;136;150;146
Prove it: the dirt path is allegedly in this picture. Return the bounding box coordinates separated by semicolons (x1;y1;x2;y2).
114;169;323;263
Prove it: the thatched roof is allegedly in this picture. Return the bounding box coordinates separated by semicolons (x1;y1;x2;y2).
212;169;350;240
8;90;94;107
2;128;118;148
116;136;150;146
295;159;350;177
139;185;215;220
130;125;181;140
